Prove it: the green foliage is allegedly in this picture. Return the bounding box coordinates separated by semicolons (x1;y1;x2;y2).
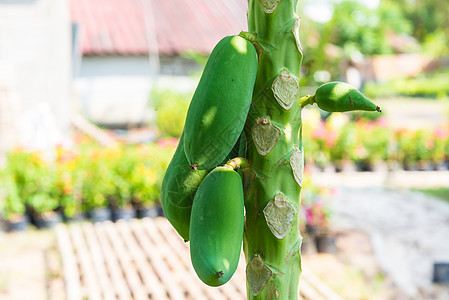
329;121;357;163
1;151;60;215
352;120;392;164
415;187;449;203
299;0;414;85
0;173;25;220
329;0;411;56
28;193;59;214
364;72;449;99
392;0;449;56
151;89;191;138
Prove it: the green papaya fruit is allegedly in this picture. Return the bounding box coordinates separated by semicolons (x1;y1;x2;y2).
161;133;208;241
314;81;381;113
184;35;258;170
189;166;244;287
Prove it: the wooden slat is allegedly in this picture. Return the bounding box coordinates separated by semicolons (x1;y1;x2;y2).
93;222;133;300
55;225;82;300
146;219;226;300
82;223;116;300
115;220;169;300
130;220;186;300
154;219;244;300
70;224;103;300
154;219;215;300
103;221;148;300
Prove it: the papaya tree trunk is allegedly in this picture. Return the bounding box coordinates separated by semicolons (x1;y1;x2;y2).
243;0;304;299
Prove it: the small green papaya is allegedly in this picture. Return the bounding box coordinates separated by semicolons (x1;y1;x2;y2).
189;166;244;287
161;134;208;241
184;35;258;170
314;81;381;113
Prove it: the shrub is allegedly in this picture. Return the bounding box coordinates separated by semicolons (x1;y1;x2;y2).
151;89;191;138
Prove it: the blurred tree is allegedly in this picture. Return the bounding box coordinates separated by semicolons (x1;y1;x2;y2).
391;0;449;56
327;0;412;56
299;0;413;85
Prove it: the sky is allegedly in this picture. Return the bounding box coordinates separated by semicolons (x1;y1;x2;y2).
304;0;380;23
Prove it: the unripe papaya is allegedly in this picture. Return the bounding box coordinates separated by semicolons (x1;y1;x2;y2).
189;166;244;287
161;134;208;241
314;81;381;113
184;35;258;170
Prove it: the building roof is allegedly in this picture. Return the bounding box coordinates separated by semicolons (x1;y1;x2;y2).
70;0;248;56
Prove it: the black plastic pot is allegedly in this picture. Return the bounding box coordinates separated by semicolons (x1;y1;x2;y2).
85;207;111;223
33;212;62;230
135;206;164;219
433;262;449;284
62;213;84;223
315;234;337;253
305;224;318;236
110;207;134;222
355;160;373;172
300;237;316;255
4;215;29;232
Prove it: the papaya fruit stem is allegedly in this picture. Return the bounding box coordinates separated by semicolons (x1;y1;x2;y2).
225;157;250;170
239;31;264;61
298;94;315;108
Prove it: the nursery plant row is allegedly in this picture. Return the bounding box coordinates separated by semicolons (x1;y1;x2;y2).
0;136;174;231
302;110;449;172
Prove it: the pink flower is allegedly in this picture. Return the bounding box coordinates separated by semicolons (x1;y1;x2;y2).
434;127;449;140
156;138;179;148
375;117;389;128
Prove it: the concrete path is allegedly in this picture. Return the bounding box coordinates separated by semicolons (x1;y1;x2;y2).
328;186;449;299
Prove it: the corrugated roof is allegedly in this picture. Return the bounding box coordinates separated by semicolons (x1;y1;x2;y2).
70;0;248;56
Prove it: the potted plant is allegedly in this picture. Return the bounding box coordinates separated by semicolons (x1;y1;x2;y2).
310;120;332;171
108;175;134;222
413;129;432;171
77;149;113;222
27;193;61;229
129;164;160;218
328;121;356;172
54;146;82;221
0;174;28;232
300;174;336;253
3;150;60;229
395;128;417;170
428;127;448;170
302;108;330;171
109;146;137;222
353;120;391;171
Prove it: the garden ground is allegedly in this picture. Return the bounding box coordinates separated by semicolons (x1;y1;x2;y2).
1;170;449;299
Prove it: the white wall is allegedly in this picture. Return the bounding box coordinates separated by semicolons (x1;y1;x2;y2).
74;55;201;126
0;0;72;149
75;56;153;126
